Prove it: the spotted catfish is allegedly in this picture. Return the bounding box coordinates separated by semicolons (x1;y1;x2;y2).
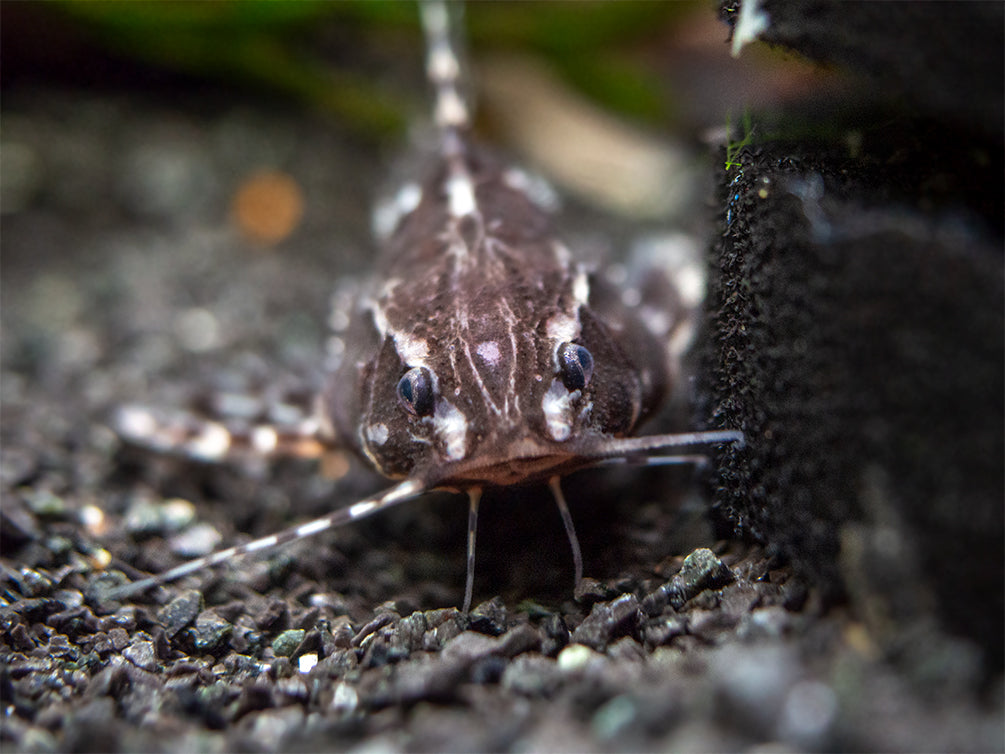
110;1;742;610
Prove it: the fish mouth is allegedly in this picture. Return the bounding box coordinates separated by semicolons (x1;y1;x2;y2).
430;437;585;488
425;428;746;490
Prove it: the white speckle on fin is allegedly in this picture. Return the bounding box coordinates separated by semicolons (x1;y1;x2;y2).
190;422;231;460
246;535;279;552
116;405;158;441
252;426;279;454
447;174;477;218
296;518;333;538
372;182;423;240
503;167;559;212
437;90;469;130
428;46;459;84
349;500;378;519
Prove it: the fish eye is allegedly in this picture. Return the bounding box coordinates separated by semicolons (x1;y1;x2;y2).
397;366;436;417
557;343;594;391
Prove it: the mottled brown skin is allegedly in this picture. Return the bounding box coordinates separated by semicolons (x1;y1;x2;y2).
325;148;674;491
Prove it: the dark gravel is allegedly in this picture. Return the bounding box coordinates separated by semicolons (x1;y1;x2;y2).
3;4;1004;751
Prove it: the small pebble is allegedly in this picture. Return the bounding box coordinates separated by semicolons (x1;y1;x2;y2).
392;611;428;654
574;577;615;605
467;596;507;636
642;616;688;646
442;631;502;664
18;568;53;598
122;640;158;672
557;643;605;672
571;594;641;650
124;497;196;536
738;606;791;640
592;694;639;741
190;610;233;653
502;654;564;697
10;623;35;651
497;624;542;658
108;628;129;651
158;590;202;638
24;490;66;517
52;590;83;610
540;613;570;657
168;522;223;558
272;629;306;657
297;653;318;674
778;680;837;747
470;655;507;684
665;548;734;610
330;681;359;713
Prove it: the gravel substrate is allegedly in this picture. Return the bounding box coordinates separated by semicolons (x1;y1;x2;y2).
3;5;1004;749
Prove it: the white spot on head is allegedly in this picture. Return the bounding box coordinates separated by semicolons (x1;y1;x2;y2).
546;298;579;342
546;313;579;361
433;399;469;461
475;340;501;366
372;285;433;370
572;268;590;305
396;333;430;365
366;422;389;446
447;174;477;218
542;380;574;442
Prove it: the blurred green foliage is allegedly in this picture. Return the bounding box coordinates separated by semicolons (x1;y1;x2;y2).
51;1;694;138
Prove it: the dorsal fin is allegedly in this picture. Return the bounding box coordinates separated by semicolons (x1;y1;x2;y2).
419;0;470;136
419;1;480;220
